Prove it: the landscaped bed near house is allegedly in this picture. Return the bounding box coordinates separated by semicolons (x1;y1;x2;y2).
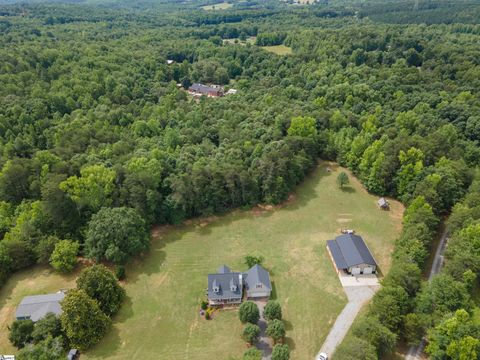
0;162;403;359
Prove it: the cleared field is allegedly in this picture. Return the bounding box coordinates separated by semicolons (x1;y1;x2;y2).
261;45;293;55
202;2;233;10
0;163;403;359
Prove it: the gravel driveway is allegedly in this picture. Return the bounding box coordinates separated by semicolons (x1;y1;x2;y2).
316;281;380;358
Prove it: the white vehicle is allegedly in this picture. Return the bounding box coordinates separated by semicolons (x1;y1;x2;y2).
317;353;328;360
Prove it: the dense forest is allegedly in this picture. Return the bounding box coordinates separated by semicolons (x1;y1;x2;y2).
0;0;480;358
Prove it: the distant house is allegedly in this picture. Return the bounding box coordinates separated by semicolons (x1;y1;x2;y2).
15;291;65;321
188;83;223;97
207;264;272;305
244;264;272;299
377;197;389;210
327;234;377;275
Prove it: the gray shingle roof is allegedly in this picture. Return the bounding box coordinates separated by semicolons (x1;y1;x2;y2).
15;292;65;322
207;272;242;301
244;264;271;291
217;264;231;274
327;234;377;269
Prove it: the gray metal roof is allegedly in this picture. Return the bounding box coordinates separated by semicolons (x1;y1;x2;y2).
15;292;65;322
244;264;271;291
327;234;377;269
207;272;242;301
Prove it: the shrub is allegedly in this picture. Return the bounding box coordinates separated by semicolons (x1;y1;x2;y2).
242;323;261;344
264;300;282;321
337;171;349;188
244;255;264;268
266;319;285;343
200;300;208;310
239;301;260;324
243;348;262;360
272;344;290;360
334;336;377;360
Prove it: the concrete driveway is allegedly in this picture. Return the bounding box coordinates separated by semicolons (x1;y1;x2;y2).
316;273;380;358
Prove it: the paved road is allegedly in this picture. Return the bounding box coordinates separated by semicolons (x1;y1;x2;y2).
255;301;272;360
316;284;379;358
405;228;449;360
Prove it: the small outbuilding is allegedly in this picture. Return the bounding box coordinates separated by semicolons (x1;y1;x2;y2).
377;197;389;210
188;83;223;97
327;234;377;275
15;291;65;322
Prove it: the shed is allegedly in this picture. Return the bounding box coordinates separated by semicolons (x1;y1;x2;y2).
327;234;377;275
67;349;79;360
377;197;389;210
15;292;65;322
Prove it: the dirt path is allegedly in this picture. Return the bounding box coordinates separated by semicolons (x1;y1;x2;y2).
405;227;449;360
316;285;379;357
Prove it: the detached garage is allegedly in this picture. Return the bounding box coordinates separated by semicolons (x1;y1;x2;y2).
327;234;377;275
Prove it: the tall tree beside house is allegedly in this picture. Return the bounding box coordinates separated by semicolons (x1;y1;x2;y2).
337;172;349;188
76;265;125;317
239;301;260;324
9;319;34;348
85;207;149;265
60;289;110;351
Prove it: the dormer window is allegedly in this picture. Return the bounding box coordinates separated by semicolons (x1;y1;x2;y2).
231;284;237;292
256;283;262;288
212;279;220;293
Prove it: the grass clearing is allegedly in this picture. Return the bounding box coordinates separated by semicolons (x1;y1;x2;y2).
0;163;403;359
261;45;293;55
201;2;233;10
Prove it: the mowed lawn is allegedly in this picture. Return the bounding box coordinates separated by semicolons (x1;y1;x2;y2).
0;163;403;359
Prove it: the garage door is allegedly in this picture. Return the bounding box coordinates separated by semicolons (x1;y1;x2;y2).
351;267;361;275
363;267;374;275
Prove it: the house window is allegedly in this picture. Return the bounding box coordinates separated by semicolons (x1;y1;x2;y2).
256;284;262;288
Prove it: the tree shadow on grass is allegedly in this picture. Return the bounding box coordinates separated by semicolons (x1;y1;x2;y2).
270;281;278;301
285;336;296;350
283;319;293;331
114;294;133;324
340;186;356;193
86;324;122;358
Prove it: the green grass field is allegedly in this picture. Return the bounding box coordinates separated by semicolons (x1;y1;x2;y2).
261;45;293;55
202;2;233;10
0;163;403;359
